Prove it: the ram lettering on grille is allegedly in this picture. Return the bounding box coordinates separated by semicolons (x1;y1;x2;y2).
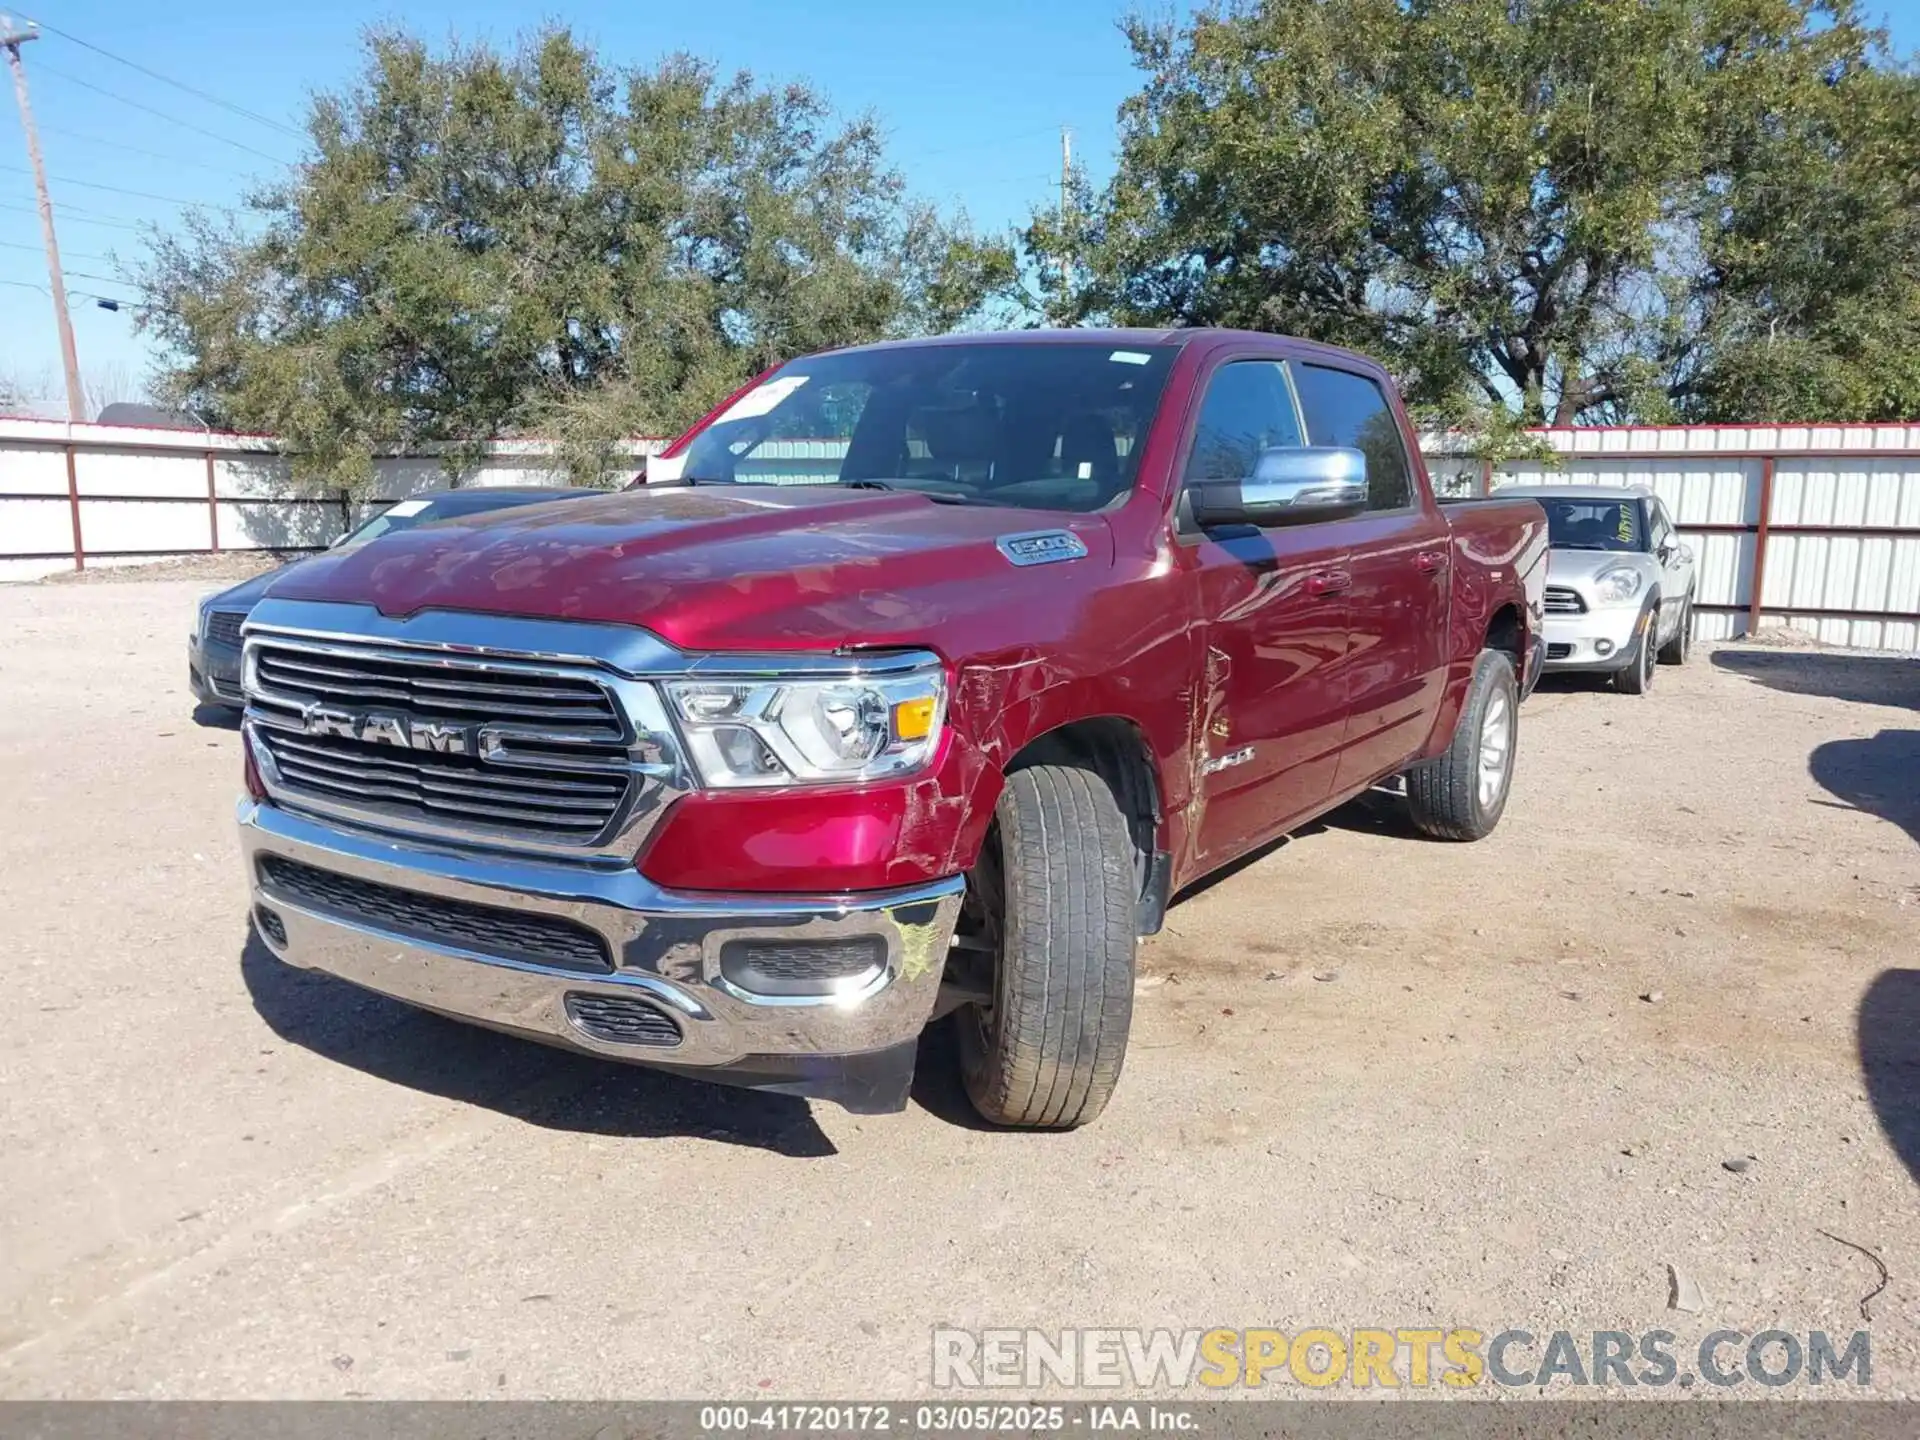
245;633;636;847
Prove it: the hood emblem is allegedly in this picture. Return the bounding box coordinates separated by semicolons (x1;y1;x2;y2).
996;529;1089;567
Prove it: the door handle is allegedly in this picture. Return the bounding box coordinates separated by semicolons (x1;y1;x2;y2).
1305;569;1351;598
1414;549;1449;574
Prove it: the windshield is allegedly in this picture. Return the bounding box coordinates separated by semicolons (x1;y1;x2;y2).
340;497;446;547
676;342;1179;513
1540;497;1647;552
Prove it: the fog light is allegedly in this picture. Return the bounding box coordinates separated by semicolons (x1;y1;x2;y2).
254;905;287;945
719;936;887;997
1594;639;1615;657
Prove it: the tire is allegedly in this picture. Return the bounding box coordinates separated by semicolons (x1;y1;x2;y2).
1404;648;1518;842
954;763;1137;1129
1658;593;1692;666
1615;600;1660;694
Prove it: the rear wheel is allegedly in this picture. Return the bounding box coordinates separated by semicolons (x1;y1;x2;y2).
1404;648;1518;841
1658;593;1692;665
953;763;1137;1129
1616;601;1659;694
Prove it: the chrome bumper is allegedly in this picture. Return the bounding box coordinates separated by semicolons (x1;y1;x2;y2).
240;801;964;1111
1542;606;1643;670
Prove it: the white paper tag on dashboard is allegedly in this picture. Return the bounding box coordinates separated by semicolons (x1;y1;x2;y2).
717;375;810;423
384;499;432;517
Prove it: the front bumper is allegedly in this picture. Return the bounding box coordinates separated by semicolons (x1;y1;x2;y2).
188;634;245;705
240;800;965;1113
1541;605;1644;671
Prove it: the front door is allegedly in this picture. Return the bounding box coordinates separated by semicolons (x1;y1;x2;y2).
1180;357;1354;869
1286;362;1452;794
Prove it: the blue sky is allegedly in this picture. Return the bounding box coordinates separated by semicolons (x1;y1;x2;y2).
3;0;1918;402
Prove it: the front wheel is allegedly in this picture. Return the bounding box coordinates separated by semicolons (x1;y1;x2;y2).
1658;594;1693;665
1615;601;1660;694
953;763;1137;1129
1404;648;1518;841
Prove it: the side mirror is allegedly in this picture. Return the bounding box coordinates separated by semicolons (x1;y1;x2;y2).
1189;447;1369;529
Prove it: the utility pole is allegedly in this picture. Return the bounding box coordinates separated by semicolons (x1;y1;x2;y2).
1059;125;1073;300
1059;125;1072;226
2;14;85;421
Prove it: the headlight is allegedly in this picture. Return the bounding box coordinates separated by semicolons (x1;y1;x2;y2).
1592;566;1644;604
665;664;947;788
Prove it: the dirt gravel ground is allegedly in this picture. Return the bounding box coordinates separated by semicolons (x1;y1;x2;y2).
0;579;1915;1401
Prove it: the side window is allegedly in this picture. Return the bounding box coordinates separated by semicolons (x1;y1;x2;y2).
1647;501;1673;552
1183;361;1305;484
1292;364;1414;511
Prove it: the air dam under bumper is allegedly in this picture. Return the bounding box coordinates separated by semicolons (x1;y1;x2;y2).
240;800;964;1113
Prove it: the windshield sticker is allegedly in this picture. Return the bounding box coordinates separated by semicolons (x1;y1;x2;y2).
716;375;810;424
384;499;431;517
1617;505;1635;544
1109;350;1152;365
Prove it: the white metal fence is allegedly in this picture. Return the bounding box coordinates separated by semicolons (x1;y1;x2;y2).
4;416;1917;653
0;417;661;583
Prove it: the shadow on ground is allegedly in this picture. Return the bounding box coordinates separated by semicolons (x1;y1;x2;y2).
1712;647;1920;846
1809;729;1920;846
192;703;241;731
1859;970;1920;1187
1712;647;1920;709
1529;671;1622;696
240;928;838;1156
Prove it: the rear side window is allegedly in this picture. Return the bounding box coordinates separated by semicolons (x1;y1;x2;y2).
1293;365;1414;511
1183;361;1306;483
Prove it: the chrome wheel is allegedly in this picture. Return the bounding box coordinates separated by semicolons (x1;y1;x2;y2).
1476;689;1513;811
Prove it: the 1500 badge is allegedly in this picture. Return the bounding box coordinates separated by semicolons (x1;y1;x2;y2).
996;529;1089;567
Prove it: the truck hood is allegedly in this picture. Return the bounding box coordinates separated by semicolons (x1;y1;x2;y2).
1547;547;1655;585
266;486;1115;653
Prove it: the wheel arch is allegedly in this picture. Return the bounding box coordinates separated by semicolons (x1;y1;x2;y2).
959;713;1170;936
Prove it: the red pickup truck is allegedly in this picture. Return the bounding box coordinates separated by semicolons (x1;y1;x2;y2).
237;329;1546;1128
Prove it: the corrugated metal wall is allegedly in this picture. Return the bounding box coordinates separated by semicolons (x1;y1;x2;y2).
1469;425;1920;652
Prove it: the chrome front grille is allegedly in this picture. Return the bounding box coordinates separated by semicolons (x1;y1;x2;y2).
244;632;639;848
1544;585;1586;615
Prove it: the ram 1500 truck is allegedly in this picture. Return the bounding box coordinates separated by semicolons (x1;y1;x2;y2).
237;329;1547;1129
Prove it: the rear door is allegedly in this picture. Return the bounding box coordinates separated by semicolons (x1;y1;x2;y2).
1289;363;1453;795
1179;355;1354;867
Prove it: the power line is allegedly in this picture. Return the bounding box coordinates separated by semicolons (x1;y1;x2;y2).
24;18;305;139
22;58;293;165
0;161;242;209
36;122;256;179
0;235;109;262
0;198;146;230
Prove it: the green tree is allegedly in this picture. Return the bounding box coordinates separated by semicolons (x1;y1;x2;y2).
1029;0;1919;433
136;29;1016;487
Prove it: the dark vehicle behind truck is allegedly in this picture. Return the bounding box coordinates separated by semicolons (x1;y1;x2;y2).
236;329;1546;1127
190;486;591;708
